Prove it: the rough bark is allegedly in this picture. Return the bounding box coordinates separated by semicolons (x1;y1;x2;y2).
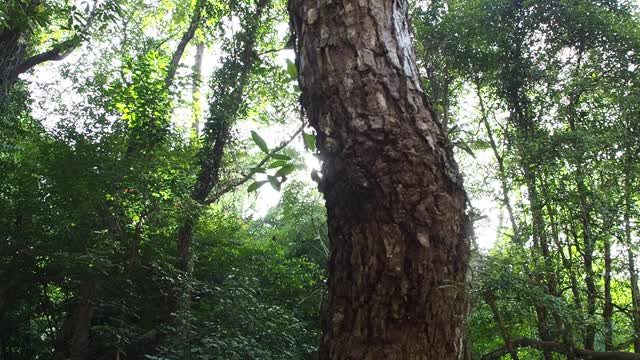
289;0;470;358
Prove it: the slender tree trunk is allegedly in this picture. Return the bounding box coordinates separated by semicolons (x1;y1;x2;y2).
568;113;597;351
475;82;517;235
191;41;205;137
290;1;470;358
625;162;640;353
604;235;613;351
53;280;97;360
175;0;268;273
167;2;269;356
484;292;520;360
522;164;554;360
562;223;583;311
629;245;640;353
542;190;576;359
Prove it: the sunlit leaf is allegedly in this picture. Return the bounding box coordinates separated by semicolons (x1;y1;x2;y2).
275;165;296;177
303;132;316;152
248;181;267;192
268;160;287;168
286;59;297;80
272;154;291;161
251;131;269;153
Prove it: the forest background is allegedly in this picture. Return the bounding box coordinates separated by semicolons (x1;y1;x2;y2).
1;0;640;359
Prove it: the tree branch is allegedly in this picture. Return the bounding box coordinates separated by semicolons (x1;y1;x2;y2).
164;0;205;88
205;125;304;204
13;0;100;77
13;38;78;76
481;338;640;360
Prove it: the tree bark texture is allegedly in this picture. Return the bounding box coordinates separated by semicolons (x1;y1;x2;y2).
290;1;470;359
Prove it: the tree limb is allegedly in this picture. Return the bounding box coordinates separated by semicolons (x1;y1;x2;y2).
13;0;101;78
164;0;205;88
13;38;78;76
481;338;640;360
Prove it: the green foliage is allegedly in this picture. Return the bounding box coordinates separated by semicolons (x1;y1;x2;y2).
2;0;640;359
414;0;640;358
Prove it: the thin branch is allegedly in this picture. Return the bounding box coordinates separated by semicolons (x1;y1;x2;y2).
257;47;290;56
205;125;304;204
481;338;640;360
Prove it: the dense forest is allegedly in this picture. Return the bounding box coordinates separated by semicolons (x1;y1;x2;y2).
1;0;639;359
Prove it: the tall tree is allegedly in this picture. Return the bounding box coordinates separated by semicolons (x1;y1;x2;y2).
289;0;470;358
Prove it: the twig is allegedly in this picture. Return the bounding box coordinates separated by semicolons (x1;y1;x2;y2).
205;125;304;204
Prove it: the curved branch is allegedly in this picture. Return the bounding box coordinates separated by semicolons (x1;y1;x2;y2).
13;38;78;77
12;0;100;78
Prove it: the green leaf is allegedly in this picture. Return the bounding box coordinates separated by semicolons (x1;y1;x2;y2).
286;59;297;80
454;141;476;158
303;132;316;151
267;175;281;191
251;131;269;153
247;181;267;192
271;154;291;161
275;165;296;177
268;160;288;168
253;167;266;173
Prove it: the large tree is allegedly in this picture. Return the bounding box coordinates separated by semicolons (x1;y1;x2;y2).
289;0;470;358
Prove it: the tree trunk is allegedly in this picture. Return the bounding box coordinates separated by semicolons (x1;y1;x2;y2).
0;28;25;105
625;163;640;353
167;1;269;355
604;235;613;351
475;81;517;235
484;292;520;360
289;1;470;358
53;280;97;360
568;111;597;351
191;41;205;137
